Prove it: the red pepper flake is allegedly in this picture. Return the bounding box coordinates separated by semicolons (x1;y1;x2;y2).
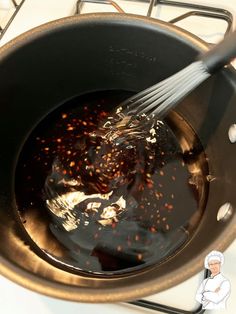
138;184;144;191
62;113;67;119
135;234;140;241
137;254;143;261
117;245;122;252
150;226;157;233
147;182;153;189
100;111;107;117
155;192;160;199
62;170;67;175
67;126;74;131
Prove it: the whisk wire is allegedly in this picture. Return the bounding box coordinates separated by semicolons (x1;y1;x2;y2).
121;61;210;119
122;63;198;112
137;69;201;115
151;69;210;117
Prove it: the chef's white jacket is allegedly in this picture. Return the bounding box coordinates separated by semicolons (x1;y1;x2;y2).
195;273;230;310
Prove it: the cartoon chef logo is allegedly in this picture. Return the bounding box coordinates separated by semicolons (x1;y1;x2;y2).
195;250;231;310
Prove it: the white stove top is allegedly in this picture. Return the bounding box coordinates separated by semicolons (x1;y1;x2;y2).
0;0;236;313
0;242;236;314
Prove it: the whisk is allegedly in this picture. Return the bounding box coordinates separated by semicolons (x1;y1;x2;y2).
120;30;236;120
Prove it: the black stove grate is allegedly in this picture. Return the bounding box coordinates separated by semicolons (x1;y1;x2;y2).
76;0;233;43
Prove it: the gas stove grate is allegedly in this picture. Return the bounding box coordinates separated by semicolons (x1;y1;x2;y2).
76;0;125;13
0;0;25;39
156;0;233;37
76;0;233;42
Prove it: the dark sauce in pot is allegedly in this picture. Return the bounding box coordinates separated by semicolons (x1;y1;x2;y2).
15;90;208;275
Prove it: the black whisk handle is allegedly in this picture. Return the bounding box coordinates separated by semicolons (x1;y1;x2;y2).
200;30;236;74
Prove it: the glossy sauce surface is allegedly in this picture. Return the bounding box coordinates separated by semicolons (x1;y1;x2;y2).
15;90;207;275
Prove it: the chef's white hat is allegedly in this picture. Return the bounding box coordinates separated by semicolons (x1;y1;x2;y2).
204;250;224;269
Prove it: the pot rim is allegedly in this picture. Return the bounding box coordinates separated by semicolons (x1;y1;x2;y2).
0;12;236;303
